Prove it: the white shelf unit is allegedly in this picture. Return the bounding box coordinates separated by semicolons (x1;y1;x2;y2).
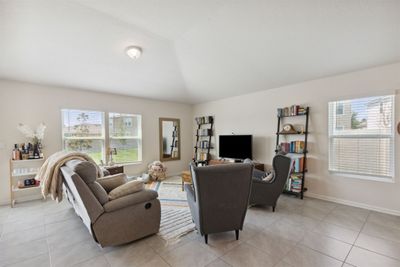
9;158;45;207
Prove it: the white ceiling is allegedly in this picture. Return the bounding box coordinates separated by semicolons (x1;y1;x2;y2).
1;0;400;103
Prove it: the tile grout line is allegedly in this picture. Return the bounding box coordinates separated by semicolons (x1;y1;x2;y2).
294;202;348;264
342;210;371;265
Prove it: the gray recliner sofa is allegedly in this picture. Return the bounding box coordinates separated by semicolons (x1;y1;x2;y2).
61;159;160;247
185;162;253;244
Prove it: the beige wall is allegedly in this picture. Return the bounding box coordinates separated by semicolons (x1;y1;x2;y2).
0;80;193;205
2;63;400;214
194;63;400;215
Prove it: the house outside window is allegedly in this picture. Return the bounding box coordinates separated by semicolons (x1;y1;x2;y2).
328;95;394;181
62;109;142;164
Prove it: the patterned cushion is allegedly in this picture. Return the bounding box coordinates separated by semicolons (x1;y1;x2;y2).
108;180;144;200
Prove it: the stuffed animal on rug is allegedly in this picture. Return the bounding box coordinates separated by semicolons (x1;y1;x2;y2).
148;161;167;181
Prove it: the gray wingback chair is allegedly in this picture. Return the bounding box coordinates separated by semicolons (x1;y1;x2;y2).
61;159;161;247
185;162;253;244
249;155;292;211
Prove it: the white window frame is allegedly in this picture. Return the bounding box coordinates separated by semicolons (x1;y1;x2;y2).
61;109;142;165
328;95;395;182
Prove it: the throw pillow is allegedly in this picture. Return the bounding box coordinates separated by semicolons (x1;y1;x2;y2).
97;173;128;193
108;180;144;200
262;170;275;183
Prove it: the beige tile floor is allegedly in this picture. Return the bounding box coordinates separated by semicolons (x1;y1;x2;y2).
1;196;400;267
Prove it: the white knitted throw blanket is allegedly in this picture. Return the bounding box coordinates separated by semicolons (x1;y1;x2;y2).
35;151;102;202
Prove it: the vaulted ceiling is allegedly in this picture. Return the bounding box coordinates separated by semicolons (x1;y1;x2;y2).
1;0;400;103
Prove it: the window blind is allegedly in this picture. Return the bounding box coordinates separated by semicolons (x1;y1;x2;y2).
328;95;394;179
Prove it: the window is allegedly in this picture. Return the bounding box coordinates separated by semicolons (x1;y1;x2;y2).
62;109;142;164
109;113;142;164
336;103;344;115
328;95;394;181
62;109;105;163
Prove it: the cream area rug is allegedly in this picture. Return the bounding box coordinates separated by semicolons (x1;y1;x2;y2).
159;207;195;242
145;176;195;241
145;176;188;207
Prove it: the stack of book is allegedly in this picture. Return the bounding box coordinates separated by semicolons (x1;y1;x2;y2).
290;174;302;193
277;105;307;117
284;174;303;192
195;116;214;125
280;141;305;153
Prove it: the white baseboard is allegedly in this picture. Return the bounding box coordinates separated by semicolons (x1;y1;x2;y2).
306;192;400;216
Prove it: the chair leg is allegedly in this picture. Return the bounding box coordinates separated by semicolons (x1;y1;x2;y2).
204;234;208;244
235;230;239;240
272;205;276;212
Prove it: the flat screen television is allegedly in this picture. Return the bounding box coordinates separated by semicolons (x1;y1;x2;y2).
219;135;252;160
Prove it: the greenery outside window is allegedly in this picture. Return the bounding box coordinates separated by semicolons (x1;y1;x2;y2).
62;109;105;163
109;113;142;164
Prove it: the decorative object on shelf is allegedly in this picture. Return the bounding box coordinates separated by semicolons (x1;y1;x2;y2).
9;158;45;207
193;116;214;166
275;106;310;199
148;161;167;181
280;124;297;134
15;122;46;160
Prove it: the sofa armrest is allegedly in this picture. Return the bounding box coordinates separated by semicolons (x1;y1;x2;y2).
97;173;127;192
103;189;158;212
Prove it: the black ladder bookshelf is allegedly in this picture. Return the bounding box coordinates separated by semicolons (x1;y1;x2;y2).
170;124;178;157
194;116;214;166
275;106;310;199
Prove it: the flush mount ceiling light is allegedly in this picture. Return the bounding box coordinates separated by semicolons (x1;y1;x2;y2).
125;46;142;60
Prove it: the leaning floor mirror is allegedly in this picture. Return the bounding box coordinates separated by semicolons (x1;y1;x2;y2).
159;118;180;161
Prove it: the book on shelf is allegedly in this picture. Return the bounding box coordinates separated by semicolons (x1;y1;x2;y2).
286;154;305;173
195;116;214;125
280;141;305;154
197;128;212;136
196;140;210;149
277;105;307;117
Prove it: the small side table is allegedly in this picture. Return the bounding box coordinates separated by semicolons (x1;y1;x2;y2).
105;165;124;175
181;170;192;191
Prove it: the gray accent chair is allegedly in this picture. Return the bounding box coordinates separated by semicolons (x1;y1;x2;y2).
61;159;161;247
249;155;292;211
185;162;253;244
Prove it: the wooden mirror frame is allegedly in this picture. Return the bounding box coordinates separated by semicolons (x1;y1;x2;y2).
159;118;181;161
